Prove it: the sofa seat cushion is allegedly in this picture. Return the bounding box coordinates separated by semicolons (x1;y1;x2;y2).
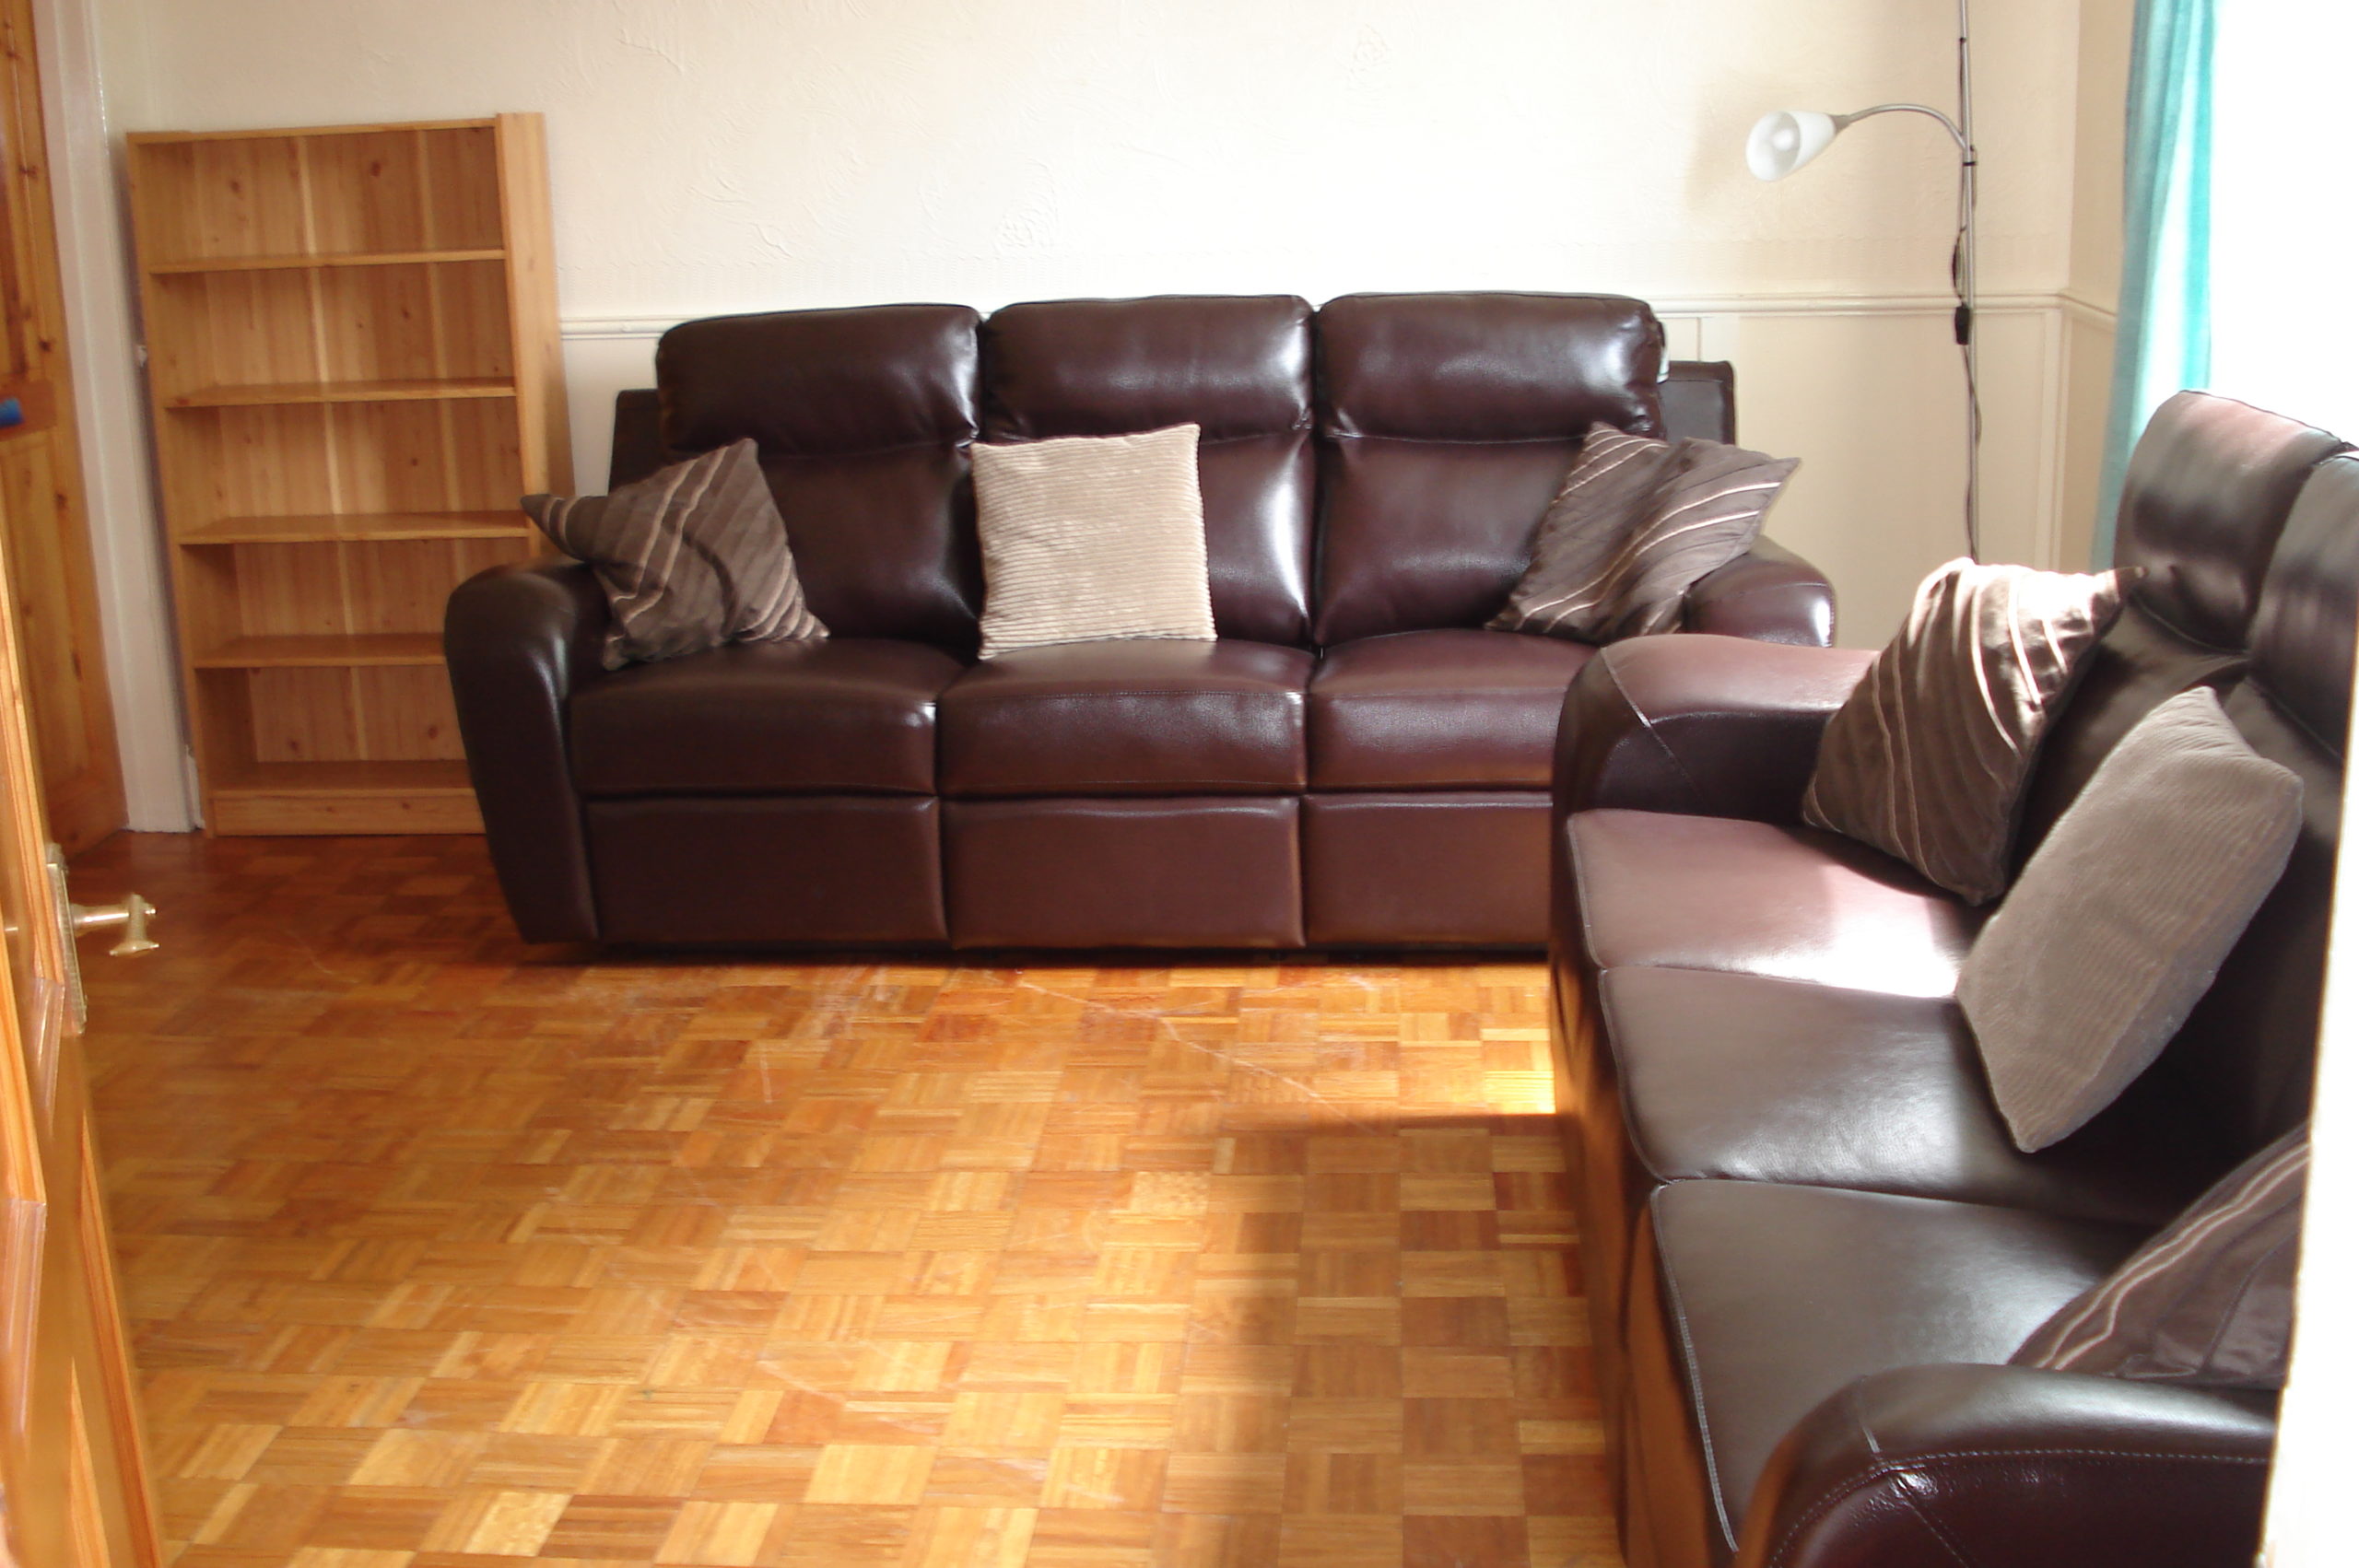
1309;628;1596;789
1601;966;2214;1226
1644;1180;2144;1556
938;638;1313;796
569;638;964;797
1566;808;1982;997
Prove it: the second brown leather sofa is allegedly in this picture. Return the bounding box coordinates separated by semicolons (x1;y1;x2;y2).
449;292;1834;949
1549;391;2353;1567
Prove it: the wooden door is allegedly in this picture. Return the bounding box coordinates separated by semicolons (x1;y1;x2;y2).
0;430;156;1558
0;0;124;855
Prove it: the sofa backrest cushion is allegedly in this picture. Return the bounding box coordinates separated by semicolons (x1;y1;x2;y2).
1311;293;1665;646
981;296;1316;647
2017;392;2347;851
656;304;983;649
2154;455;2359;1160
2115;392;2350;649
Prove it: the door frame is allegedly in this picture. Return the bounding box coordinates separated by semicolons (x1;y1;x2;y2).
29;0;191;833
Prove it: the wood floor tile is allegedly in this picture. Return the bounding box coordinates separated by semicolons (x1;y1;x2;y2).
73;833;1618;1565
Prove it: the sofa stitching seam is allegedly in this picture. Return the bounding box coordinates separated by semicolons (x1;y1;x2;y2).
1648;1185;1744;1556
1764;1449;2271;1568
1892;1477;1983;1568
1603;655;1710;813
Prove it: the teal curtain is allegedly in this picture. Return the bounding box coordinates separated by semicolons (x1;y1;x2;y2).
2095;0;2215;565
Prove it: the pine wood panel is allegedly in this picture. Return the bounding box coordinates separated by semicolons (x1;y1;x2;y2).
72;833;1621;1567
129;116;568;835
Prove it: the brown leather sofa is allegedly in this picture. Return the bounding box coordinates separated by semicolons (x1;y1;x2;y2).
1549;391;2354;1568
448;292;1833;948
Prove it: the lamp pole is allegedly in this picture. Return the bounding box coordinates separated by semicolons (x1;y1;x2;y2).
1745;2;1981;560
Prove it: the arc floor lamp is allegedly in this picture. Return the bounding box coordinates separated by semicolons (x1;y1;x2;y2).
1745;2;1981;560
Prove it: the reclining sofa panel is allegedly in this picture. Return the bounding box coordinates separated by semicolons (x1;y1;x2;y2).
586;796;946;944
944;797;1303;949
2017;392;2346;850
981;295;1317;647
1311;291;1665;645
609;387;664;488
1659;359;1735;445
1301;791;1549;946
937;638;1313;797
655;304;984;649
2155;455;2359;1158
445;560;609;942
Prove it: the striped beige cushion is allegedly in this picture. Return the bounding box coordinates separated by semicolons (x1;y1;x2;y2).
525;438;825;670
2013;1125;2306;1387
1802;558;2127;905
973;424;1215;660
1960;688;2302;1150
1492;424;1797;641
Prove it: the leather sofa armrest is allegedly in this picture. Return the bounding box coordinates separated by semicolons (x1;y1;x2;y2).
1684;537;1836;647
445;560;610;942
1553;634;1876;825
1738;1363;2277;1568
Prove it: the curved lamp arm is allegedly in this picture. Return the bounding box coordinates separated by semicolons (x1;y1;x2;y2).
1835;102;1969;157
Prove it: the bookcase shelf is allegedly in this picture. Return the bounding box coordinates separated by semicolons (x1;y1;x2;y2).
146;247;507;275
178;511;534;545
162;378;517;409
131;115;570;836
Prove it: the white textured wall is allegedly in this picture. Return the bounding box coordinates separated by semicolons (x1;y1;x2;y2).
95;0;2108;643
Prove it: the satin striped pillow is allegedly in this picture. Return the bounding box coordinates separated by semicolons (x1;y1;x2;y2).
526;438;826;670
1802;559;2126;905
1491;424;1797;642
2013;1126;2306;1388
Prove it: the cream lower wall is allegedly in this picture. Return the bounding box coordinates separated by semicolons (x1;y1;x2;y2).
59;0;2120;818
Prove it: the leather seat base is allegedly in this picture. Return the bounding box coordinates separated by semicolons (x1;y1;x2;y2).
1629;1180;2143;1564
1566;809;1983;997
569;638;963;797
939;640;1313;797
588;796;945;944
1303;791;1548;945
945;796;1303;948
1309;628;1595;789
1601;966;2214;1226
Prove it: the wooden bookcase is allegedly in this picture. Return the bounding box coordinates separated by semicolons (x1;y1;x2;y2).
127;115;570;835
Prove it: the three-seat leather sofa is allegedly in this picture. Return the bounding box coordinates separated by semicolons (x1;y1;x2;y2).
1549;391;2353;1568
448;292;1833;949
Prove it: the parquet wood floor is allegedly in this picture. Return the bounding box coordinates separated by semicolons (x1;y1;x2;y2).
69;833;1617;1568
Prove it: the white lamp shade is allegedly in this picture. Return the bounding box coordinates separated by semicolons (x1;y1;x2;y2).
1746;110;1838;180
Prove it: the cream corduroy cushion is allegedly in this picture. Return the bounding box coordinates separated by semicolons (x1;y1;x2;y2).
972;424;1216;660
1958;686;2302;1152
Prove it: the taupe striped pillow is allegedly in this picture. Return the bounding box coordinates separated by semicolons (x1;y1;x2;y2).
972;423;1215;660
1802;559;2126;905
525;438;825;670
1959;688;2302;1151
2013;1125;2306;1388
1491;424;1798;642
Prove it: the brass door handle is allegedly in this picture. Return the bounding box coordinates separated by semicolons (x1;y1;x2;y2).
70;894;158;956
